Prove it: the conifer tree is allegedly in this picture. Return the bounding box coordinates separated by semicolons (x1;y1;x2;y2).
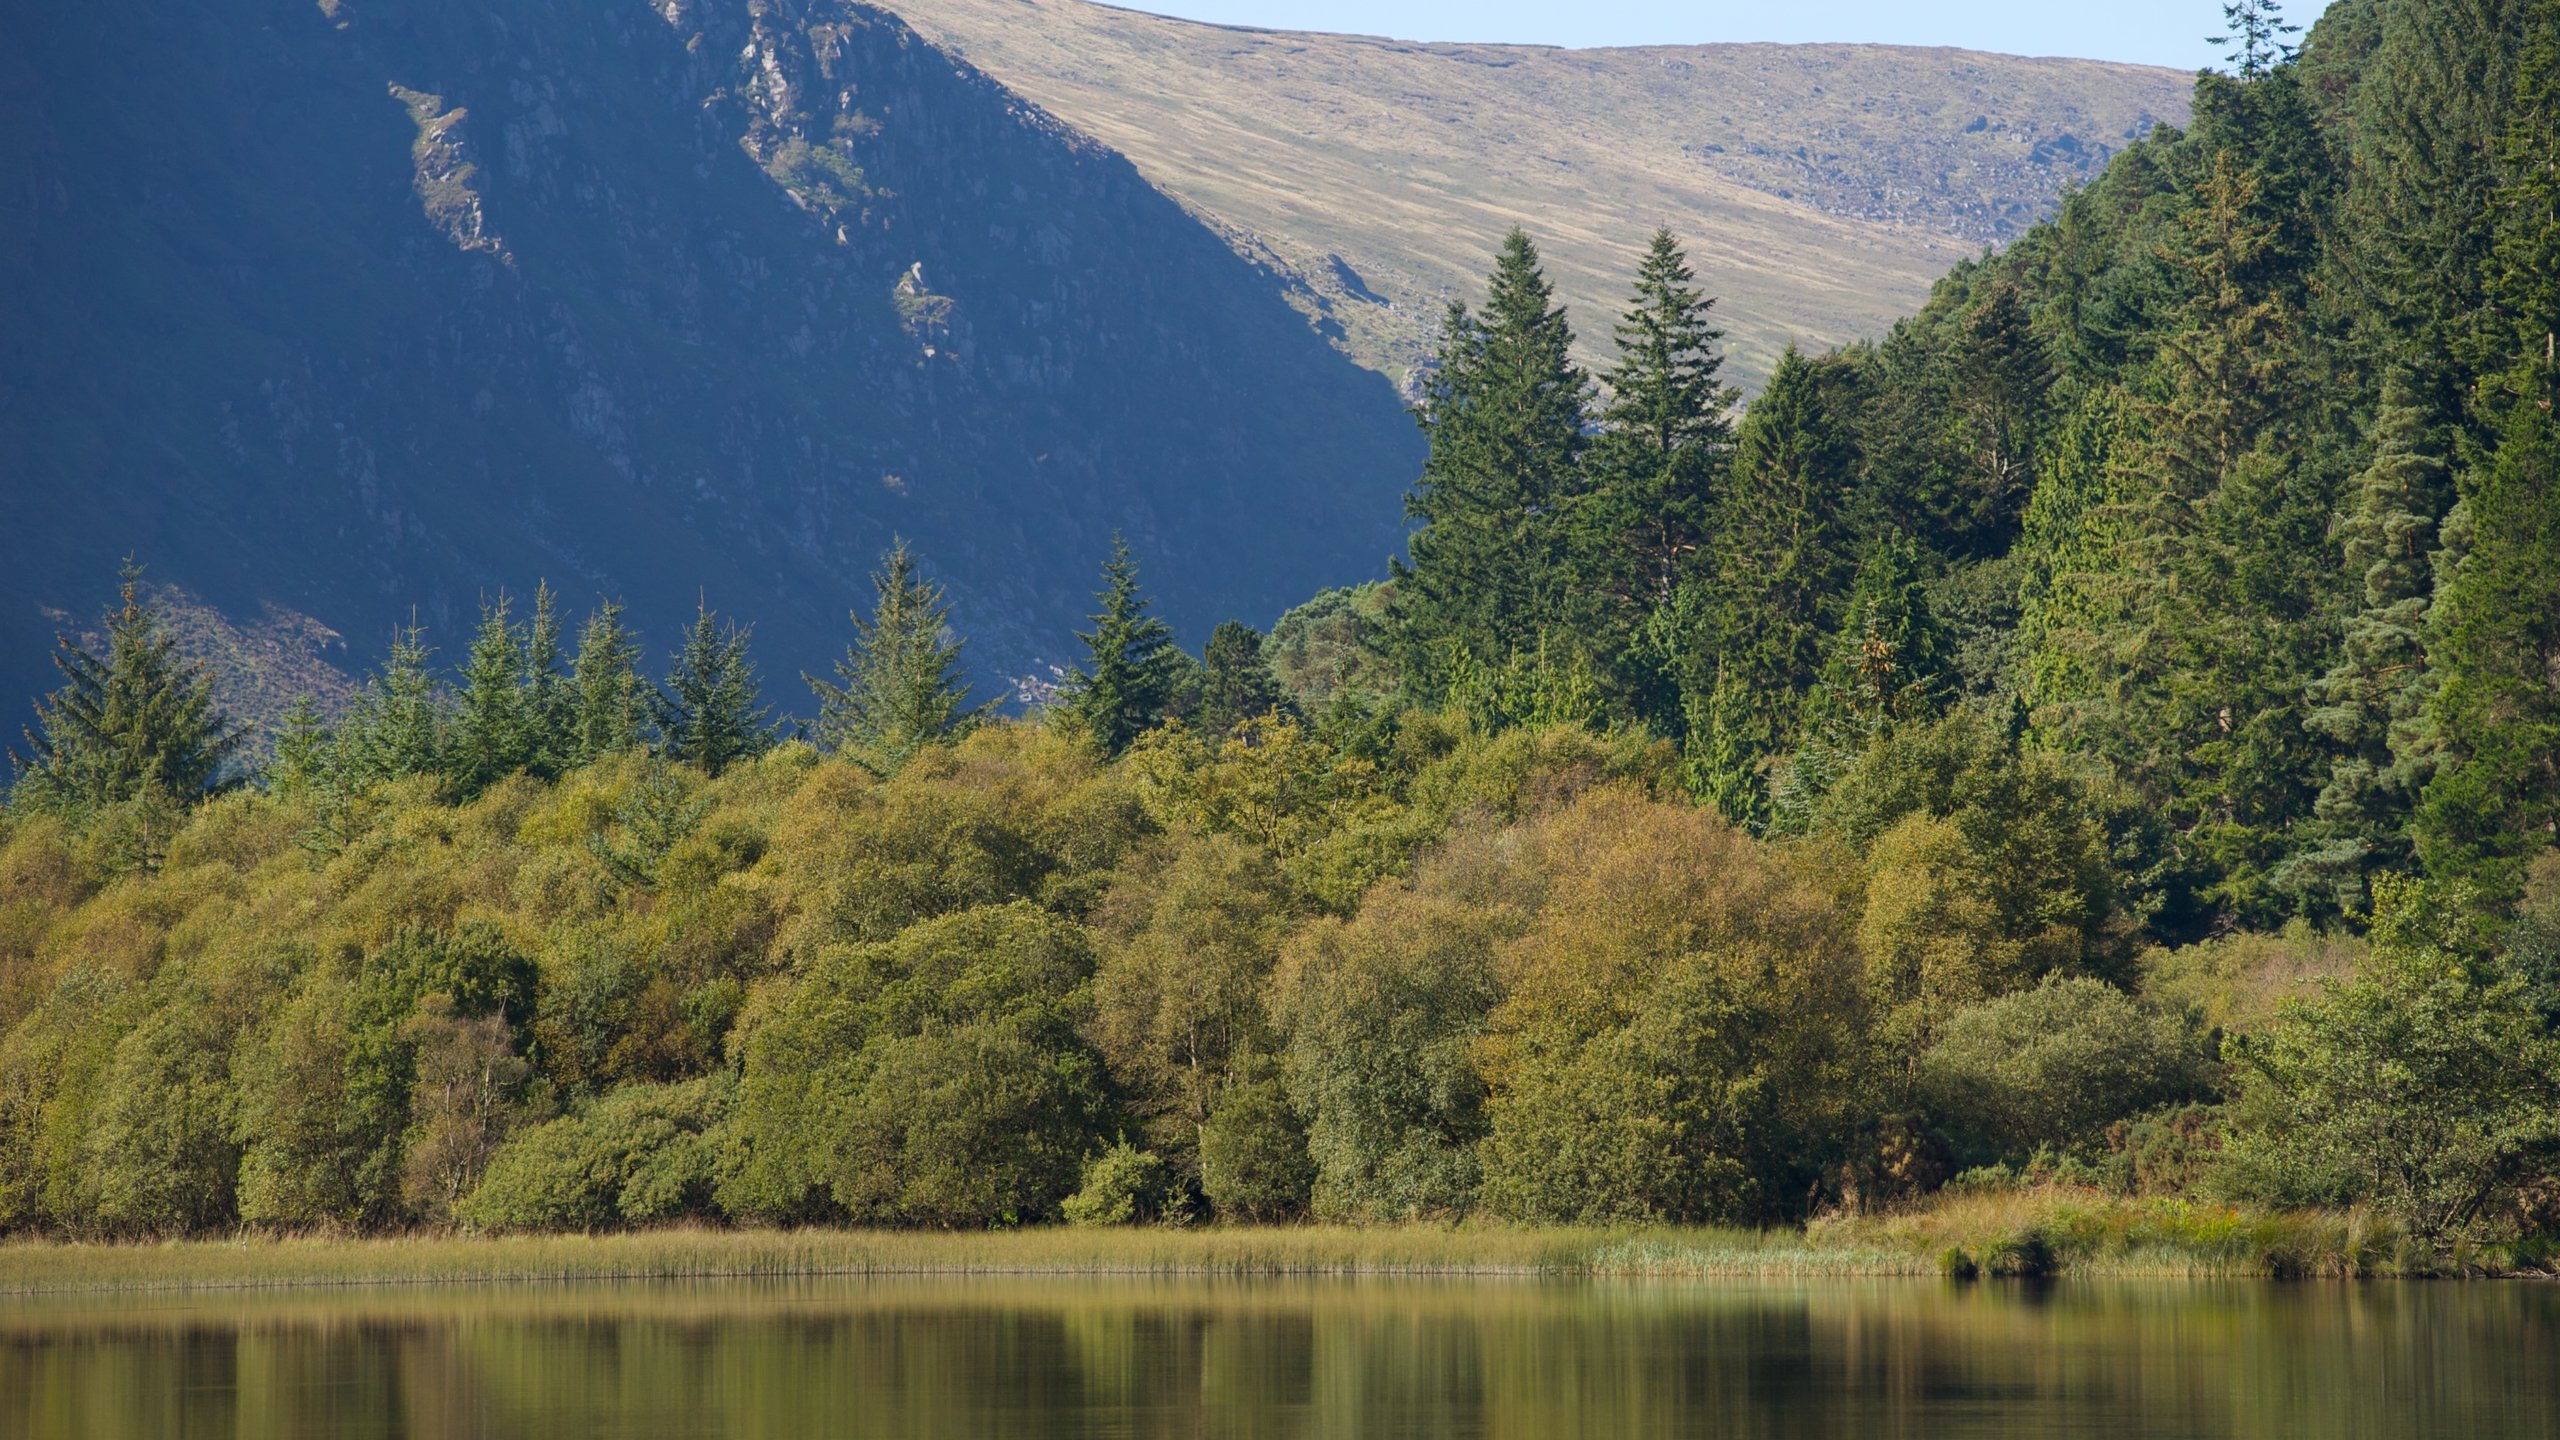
1805;531;1948;739
808;541;984;775
1067;537;1181;756
1688;345;1858;818
451;594;534;794
1390;229;1591;693
2289;373;2452;907
2411;375;2560;903
340;624;447;784
11;564;245;813
2209;0;2300;80
522;583;573;777
266;696;332;798
1587;230;1736;607
567;603;650;767
653;605;772;778
1194;620;1290;738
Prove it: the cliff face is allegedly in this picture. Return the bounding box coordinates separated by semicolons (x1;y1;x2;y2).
0;0;1420;715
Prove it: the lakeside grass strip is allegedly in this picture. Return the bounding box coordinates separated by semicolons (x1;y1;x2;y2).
0;1192;2497;1293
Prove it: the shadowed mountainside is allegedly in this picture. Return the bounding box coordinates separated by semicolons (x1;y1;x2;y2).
0;0;1421;722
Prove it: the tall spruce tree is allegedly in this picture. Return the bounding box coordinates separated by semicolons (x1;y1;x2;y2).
1194;620;1291;737
567;603;650;767
2209;0;2300;80
11;565;245;813
1390;229;1591;695
2290;372;2452;908
1067;537;1182;755
808;541;984;775
1587;230;1736;609
522;583;572;777
339;624;446;785
653;605;772;777
451;594;534;795
1686;345;1858;818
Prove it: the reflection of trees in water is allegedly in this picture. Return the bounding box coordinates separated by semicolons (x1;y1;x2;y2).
2;1282;2554;1438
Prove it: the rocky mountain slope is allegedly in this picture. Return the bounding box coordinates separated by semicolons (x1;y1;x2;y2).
0;0;1420;720
889;0;2195;386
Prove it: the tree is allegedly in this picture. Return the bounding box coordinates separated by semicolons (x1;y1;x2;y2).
450;593;535;794
568;602;651;766
2411;397;2560;901
2226;876;2560;1249
1065;536;1182;756
2209;0;2300;81
1585;230;1736;618
1916;978;2213;1167
1685;346;1859;819
1193;620;1291;737
808;541;984;774
652;604;772;777
339;623;447;785
1390;230;1591;692
2290;372;2453;910
12;564;244;814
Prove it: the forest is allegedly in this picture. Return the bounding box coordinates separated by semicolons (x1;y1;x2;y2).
2;0;2556;1253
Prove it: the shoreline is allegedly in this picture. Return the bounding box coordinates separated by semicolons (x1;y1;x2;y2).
1;1194;2546;1294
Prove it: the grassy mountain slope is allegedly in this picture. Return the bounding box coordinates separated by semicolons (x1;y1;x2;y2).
0;0;1420;721
888;0;2195;387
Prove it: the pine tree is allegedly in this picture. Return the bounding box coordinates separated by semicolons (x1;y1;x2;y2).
1587;230;1736;608
450;594;534;794
567;603;650;767
522;583;572;778
2209;0;2300;81
2411;368;2560;903
807;541;984;775
1066;536;1181;756
2289;372;2453;908
266;696;332;798
1193;620;1290;738
340;624;447;785
1805;531;1948;739
11;564;245;813
1687;345;1859;818
1390;229;1591;694
653;605;773;777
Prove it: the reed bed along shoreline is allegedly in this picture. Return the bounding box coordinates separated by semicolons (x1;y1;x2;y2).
0;1192;2543;1295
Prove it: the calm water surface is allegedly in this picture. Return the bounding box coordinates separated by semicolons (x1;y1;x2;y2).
3;1276;2555;1438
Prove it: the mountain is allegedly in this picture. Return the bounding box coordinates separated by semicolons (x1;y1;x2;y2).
0;0;1421;724
886;0;2195;388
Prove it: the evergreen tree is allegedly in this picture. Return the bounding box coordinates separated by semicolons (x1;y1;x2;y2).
2209;0;2300;81
1066;537;1182;756
1586;230;1736;609
1390;230;1591;693
266;696;332;798
2411;395;2560;903
522;583;573;777
340;624;447;785
807;541;984;775
11;565;245;814
653;605;773;777
2289;372;2453;908
567;603;650;767
1805;531;1948;740
1194;620;1291;737
451;594;534;795
1686;346;1858;819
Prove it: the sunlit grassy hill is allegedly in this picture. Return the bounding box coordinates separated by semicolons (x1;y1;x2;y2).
889;0;2194;387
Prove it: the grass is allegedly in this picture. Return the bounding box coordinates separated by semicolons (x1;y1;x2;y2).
3;1190;2542;1295
892;0;2195;390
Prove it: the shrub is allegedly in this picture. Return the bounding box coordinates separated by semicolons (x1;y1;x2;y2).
1917;977;2215;1166
459;1078;727;1231
1199;1070;1314;1222
1061;1142;1171;1227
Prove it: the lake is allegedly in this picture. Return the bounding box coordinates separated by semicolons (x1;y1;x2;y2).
2;1276;2554;1437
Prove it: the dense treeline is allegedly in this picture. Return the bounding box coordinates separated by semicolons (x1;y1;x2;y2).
4;0;2559;1250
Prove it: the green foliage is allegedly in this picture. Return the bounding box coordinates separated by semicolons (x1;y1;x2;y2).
1066;537;1183;756
11;566;245;819
1198;1066;1314;1222
1192;620;1291;738
653;605;773;778
1060;1141;1173;1227
808;541;985;776
1916;978;2215;1167
2225;876;2560;1246
460;1078;726;1231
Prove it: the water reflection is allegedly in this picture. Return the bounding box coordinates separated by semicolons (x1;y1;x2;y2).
2;1277;2554;1439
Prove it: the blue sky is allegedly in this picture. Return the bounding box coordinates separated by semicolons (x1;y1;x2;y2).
1115;1;2339;71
